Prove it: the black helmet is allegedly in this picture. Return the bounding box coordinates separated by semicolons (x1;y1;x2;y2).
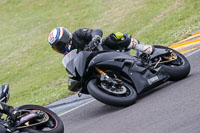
0;83;10;103
48;27;72;54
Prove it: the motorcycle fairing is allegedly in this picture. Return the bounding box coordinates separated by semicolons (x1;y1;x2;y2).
73;51;92;77
62;49;92;77
62;49;78;75
87;51;169;93
150;47;170;59
88;51;134;67
123;64;169;93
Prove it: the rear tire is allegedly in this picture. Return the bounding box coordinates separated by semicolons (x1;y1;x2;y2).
87;79;137;107
154;45;190;81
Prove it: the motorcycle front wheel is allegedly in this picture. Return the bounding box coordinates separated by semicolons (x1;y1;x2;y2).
87;78;137;107
17;104;64;133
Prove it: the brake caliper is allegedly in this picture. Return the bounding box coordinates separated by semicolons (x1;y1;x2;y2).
96;67;122;90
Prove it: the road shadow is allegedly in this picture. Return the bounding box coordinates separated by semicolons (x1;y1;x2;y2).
137;81;174;100
62;76;193;122
137;75;192;101
83;103;126;119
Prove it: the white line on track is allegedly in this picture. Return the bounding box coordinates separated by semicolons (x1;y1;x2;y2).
58;99;96;116
58;48;200;117
185;48;200;57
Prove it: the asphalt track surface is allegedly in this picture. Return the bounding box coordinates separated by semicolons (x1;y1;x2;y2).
60;49;200;133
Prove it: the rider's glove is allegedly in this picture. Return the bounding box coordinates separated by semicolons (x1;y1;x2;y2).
92;35;102;43
85;35;102;51
85;41;98;51
8;108;19;121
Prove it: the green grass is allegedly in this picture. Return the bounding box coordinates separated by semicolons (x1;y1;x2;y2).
0;0;199;107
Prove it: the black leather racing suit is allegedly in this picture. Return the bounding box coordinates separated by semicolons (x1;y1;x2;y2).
70;28;131;52
0;102;13;132
70;28;103;51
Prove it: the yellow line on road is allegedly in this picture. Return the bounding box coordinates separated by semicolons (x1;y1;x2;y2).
169;38;200;49
192;31;200;36
173;36;194;45
180;48;197;54
171;32;200;46
179;34;200;43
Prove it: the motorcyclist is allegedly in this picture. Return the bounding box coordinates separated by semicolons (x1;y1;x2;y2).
0;102;17;120
48;27;154;55
0;84;18;133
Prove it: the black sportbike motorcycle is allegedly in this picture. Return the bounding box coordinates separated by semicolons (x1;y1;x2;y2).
0;84;64;133
63;45;190;107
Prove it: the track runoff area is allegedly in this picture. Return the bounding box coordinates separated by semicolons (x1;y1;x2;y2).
57;29;200;117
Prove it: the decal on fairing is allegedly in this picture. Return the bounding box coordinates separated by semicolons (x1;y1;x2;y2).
147;76;159;85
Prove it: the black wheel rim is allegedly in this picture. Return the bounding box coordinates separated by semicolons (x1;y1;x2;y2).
97;80;131;97
168;53;184;67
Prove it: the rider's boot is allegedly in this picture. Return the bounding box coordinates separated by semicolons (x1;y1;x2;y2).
128;38;154;55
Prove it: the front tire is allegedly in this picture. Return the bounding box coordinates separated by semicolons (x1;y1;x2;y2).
87;79;137;107
17;105;64;133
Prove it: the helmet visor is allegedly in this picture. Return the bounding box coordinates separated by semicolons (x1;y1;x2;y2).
52;41;67;54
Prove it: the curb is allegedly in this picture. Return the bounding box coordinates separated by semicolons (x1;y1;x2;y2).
170;29;200;53
46;94;93;114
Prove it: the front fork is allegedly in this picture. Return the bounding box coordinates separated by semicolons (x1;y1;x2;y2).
95;67;122;87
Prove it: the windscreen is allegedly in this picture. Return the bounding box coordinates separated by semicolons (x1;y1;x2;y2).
62;49;92;77
62;49;78;75
73;51;92;76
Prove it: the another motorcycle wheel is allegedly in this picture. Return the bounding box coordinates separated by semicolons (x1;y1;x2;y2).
17;104;64;133
87;73;137;107
154;45;190;81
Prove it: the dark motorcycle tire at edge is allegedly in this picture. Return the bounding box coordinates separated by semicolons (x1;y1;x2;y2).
17;104;64;133
87;79;137;107
154;45;191;81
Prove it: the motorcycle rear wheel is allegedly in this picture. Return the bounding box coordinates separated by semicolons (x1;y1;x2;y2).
154;45;191;81
17;104;64;133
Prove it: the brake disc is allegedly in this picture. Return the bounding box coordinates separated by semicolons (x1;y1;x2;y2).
100;82;127;95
